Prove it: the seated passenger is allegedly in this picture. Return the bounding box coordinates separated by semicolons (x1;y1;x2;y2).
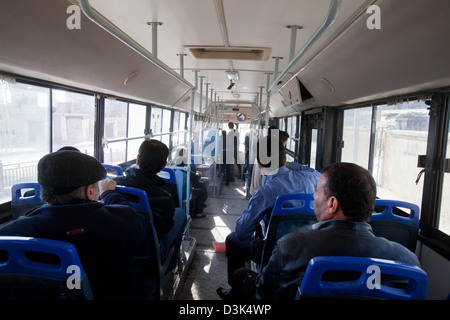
114;140;187;267
249;127;289;194
221;135;321;287
218;162;421;300
0;150;148;299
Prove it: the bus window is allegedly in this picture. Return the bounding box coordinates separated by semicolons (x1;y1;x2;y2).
104;99;127;164
310;129;318;170
52;89;95;155
373;101;429;205
342;107;372;169
151;107;162;141
0;80;50;203
126;103;146;161
439;107;450;236
162;109;171;147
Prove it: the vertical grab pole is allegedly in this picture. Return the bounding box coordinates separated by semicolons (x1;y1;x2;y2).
147;22;163;59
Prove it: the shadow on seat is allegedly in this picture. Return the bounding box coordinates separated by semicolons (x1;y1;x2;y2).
0;236;94;300
297;256;427;300
370;199;420;252
11;183;45;220
259;193;317;270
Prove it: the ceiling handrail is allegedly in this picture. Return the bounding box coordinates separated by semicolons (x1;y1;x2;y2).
76;0;195;90
268;0;341;94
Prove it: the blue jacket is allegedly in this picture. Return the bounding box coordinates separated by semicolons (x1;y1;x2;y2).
0;191;148;300
235;164;321;241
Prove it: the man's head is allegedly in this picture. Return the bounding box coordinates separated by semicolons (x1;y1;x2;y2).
38;150;106;204
228;122;234;130
137;139;169;174
256;135;285;171
314;162;376;222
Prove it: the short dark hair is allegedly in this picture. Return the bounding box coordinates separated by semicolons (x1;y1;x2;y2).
138;140;169;174
321;162;376;221
256;135;285;169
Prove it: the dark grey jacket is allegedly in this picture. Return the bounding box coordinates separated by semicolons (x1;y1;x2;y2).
256;219;421;300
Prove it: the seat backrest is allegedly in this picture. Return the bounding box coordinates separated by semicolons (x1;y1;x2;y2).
114;186;163;299
298;256;428;300
102;163;124;176
0;236;94;300
157;167;181;208
11;183;45;220
260;193;317;268
370;199;420;252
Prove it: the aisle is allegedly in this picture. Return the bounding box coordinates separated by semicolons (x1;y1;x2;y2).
179;180;248;300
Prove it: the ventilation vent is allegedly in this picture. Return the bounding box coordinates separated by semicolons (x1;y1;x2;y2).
185;46;272;61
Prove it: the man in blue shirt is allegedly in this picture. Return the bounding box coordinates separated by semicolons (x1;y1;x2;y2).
220;135;321;292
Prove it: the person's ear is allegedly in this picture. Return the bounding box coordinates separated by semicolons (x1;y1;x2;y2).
160;161;168;171
136;154;141;167
327;196;339;216
85;184;98;201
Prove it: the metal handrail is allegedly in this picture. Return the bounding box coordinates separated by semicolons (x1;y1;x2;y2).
268;0;342;94
76;0;194;90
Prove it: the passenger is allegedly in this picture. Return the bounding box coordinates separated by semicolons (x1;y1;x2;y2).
0;149;148;299
114;140;187;268
220;135;321;290
249;127;289;194
225;122;240;185
218;162;421;300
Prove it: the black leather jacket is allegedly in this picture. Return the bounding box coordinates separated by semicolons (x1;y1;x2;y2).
256;220;421;300
115;167;175;235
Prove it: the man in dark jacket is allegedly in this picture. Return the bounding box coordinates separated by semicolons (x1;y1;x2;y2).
0;150;148;299
114;140;186;267
218;162;421;300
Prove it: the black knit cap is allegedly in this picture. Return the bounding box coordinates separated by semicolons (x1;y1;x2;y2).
38;150;106;195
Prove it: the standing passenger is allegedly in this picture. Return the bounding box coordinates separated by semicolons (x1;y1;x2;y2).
0;150;148;299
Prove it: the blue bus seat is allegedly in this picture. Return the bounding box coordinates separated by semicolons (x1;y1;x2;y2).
102;163;124;176
0;236;94;300
11;183;45;220
370;199;420;252
259;193;317;269
157;167;181;208
297;256;427;300
115;186;174;299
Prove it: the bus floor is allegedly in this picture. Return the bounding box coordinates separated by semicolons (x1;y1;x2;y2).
178;179;248;300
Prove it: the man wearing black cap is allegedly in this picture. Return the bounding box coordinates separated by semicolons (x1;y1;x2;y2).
0;149;149;300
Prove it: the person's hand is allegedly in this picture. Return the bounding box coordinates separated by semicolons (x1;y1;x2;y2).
98;178;116;194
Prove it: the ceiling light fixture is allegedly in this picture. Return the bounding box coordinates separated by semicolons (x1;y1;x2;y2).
226;71;239;81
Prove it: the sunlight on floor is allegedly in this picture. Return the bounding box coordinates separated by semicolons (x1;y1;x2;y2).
211;216;232;242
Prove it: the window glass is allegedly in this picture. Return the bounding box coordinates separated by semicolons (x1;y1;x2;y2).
342;107;372;169
310;129;318;169
0;80;50;203
439;104;450;236
127;103;146;161
52;89;95;155
103;99;127;164
151;107;162;139
173;111;180;147
373;101;429;207
162;109;171;147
